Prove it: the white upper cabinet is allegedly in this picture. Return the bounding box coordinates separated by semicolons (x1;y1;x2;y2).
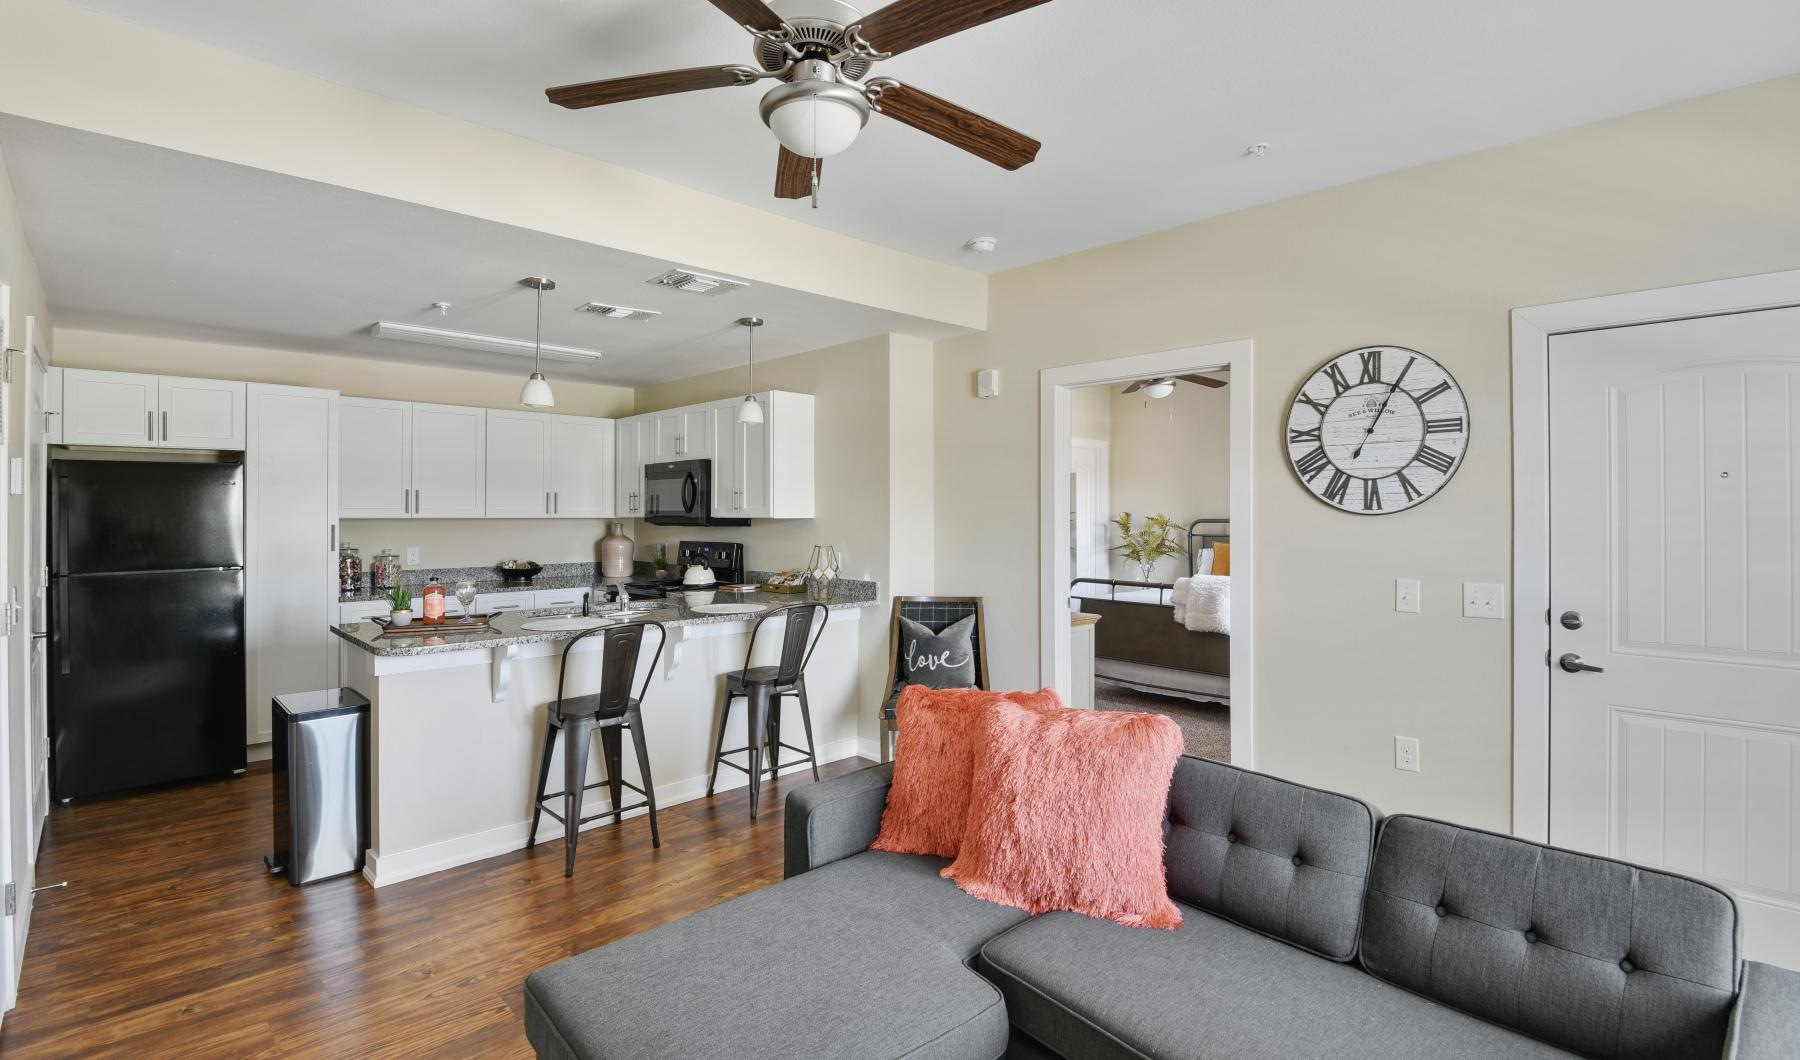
615;415;646;516
649;406;713;462
338;398;412;518
159;376;246;449
705;391;814;519
411;403;486;517
485;409;552;517
549;415;616;518
59;368;246;450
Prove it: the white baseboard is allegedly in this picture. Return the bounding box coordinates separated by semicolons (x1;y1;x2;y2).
245;742;271;763
364;737;864;888
856;737;882;762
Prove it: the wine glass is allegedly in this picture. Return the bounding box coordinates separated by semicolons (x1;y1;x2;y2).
454;580;477;616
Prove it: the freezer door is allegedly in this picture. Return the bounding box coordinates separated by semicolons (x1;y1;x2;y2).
50;568;246;800
52;460;244;574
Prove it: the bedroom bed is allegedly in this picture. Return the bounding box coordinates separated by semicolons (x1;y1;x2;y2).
1070;518;1229;704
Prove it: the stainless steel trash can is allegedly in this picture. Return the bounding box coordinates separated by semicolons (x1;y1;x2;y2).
265;688;370;885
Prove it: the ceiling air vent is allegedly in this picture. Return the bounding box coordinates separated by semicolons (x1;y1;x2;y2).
577;302;662;321
645;268;749;296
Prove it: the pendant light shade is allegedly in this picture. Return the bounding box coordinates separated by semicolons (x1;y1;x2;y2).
519;276;556;409
736;316;764;424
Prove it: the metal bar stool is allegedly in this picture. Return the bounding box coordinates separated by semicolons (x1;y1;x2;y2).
529;620;665;877
705;602;828;819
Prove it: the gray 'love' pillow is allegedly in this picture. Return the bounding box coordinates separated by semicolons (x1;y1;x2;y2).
896;615;977;692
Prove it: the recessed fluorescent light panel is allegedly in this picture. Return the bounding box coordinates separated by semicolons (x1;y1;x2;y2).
645;268;749;296
369;321;602;363
578;302;662;321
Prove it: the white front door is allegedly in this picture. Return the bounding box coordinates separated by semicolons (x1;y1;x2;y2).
1550;304;1800;969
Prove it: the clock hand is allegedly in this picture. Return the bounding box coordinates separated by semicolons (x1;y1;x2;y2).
1352;356;1415;460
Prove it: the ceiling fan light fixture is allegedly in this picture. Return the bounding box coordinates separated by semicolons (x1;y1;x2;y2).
1141;380;1177;399
760;79;870;159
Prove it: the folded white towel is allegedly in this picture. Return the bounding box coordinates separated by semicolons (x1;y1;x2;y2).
1184;575;1230;635
1170;577;1191;625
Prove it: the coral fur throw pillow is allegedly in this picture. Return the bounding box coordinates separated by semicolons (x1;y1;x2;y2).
943;703;1185;930
871;686;1066;858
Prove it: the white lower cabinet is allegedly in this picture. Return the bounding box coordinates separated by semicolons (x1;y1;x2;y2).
246;384;338;745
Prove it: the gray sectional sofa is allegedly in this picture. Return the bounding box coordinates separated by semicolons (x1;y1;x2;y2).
524;756;1800;1059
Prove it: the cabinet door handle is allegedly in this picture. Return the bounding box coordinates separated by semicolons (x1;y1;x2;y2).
161;410;169;442
404;488;410;514
546;491;551;515
414;488;421;512
147;410;154;442
330;525;337;551
554;492;560;515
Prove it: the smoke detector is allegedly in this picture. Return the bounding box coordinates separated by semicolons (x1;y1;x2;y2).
578;302;662;321
645;268;749;296
963;236;999;254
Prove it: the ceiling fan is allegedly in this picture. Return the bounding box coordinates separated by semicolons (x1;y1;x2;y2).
545;0;1050;203
1122;374;1229;399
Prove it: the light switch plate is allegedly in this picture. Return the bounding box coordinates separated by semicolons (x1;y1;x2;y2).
1395;736;1421;773
405;546;421;566
1395;578;1420;614
1463;582;1505;619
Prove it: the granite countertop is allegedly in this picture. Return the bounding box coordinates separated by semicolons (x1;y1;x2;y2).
334;581;878;658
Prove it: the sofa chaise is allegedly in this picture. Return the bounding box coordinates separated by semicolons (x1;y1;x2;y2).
523;756;1800;1059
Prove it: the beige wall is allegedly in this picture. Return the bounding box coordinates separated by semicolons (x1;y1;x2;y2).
1106;381;1231;579
634;334;928;747
52;328;637;567
935;74;1800;831
1070;384;1111;440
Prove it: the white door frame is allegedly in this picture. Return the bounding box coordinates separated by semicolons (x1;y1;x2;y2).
1511;267;1800;842
1040;339;1256;766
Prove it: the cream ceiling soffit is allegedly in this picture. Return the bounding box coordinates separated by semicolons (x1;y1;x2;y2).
0;0;985;331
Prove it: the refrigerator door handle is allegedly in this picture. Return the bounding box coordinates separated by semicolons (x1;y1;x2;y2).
55;578;69;675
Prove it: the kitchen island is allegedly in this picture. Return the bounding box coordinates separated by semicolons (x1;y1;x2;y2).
333;584;876;887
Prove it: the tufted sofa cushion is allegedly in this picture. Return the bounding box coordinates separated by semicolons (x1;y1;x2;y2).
1360;815;1741;1059
1162;755;1379;961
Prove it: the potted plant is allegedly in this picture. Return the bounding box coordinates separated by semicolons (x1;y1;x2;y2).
388;583;414;627
1111;512;1186;583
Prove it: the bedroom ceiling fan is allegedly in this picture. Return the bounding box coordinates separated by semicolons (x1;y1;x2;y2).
1122;374;1229;399
545;0;1050;204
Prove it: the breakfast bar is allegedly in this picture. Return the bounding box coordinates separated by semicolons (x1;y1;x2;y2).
333;583;875;887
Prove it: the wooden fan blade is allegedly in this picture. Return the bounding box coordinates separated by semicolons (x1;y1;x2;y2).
1177;373;1228;388
705;0;789;33
856;0;1053;57
1121;380;1148;394
871;82;1041;170
775;148;817;199
547;66;749;109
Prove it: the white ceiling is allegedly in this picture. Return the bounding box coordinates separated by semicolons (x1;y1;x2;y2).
0;117;960;385
61;0;1800;272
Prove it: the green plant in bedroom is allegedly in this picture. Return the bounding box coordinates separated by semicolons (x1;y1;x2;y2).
1111;512;1185;583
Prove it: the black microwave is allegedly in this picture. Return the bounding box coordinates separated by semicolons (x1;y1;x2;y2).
642;460;749;527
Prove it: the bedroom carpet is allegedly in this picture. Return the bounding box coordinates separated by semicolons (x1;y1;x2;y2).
1095;679;1230;761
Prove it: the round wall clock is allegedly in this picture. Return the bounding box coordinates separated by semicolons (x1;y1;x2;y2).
1284;346;1469;514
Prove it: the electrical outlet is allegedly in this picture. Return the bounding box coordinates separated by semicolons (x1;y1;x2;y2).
1395;578;1421;614
1395;736;1421;773
405;546;421;566
1462;582;1505;619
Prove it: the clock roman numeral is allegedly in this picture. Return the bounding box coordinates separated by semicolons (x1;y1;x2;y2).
1323;470;1351;506
1362;478;1383;511
1294;447;1330;482
1425;415;1464;435
1358;348;1383;385
1322;362;1352;395
1415;445;1455;474
1414;380;1451;404
1296;390;1330;416
1287;424;1321;445
1395;471;1423;502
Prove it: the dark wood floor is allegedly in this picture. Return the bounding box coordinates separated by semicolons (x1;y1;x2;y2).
0;756;871;1057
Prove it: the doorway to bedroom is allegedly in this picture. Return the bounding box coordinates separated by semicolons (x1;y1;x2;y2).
1040;340;1255;767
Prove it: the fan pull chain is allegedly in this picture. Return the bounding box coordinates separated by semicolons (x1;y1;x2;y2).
810;157;821;209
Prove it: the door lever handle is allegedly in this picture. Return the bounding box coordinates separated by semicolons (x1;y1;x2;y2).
1558;652;1605;674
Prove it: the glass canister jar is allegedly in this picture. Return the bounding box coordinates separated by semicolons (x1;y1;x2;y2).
338;544;363;596
370;549;401;592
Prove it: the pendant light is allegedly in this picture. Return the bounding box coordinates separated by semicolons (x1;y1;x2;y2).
736;316;765;424
519;276;555;409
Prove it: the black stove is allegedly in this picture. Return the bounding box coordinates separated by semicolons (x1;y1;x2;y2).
622;540;745;598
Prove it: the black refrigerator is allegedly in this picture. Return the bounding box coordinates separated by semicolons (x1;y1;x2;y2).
49;460;247;800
